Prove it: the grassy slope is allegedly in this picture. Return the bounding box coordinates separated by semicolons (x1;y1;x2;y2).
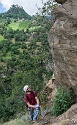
8;21;40;31
29;26;41;32
8;22;20;30
19;21;31;30
8;21;31;30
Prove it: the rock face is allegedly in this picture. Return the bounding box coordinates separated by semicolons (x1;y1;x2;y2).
52;103;77;125
48;0;77;97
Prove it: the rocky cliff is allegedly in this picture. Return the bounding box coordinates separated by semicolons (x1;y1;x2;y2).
48;0;77;97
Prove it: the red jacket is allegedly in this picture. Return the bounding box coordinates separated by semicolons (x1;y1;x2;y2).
24;91;37;106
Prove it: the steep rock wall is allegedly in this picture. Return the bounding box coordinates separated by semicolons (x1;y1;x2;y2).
48;0;77;96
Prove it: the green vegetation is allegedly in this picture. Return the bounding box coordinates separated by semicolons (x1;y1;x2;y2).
0;4;31;20
8;21;32;30
19;21;31;30
8;22;20;30
8;21;41;31
29;26;41;32
51;87;75;116
0;14;52;122
0;35;4;42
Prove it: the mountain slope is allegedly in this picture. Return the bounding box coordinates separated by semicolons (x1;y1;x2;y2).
1;4;31;20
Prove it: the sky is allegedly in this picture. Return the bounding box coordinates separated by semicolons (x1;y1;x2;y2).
0;0;48;15
0;3;6;13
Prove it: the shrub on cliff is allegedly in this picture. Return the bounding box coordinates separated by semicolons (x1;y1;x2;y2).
51;87;75;116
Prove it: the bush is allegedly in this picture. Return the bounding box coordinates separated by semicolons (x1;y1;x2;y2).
51;86;75;116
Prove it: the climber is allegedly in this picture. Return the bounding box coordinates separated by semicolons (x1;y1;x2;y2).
23;85;40;123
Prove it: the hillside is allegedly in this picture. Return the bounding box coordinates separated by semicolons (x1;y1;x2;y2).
0;4;31;20
0;14;52;123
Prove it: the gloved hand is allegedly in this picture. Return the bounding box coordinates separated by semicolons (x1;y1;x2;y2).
35;104;40;109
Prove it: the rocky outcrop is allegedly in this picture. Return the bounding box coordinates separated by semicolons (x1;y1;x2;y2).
52;103;77;125
55;0;67;4
48;0;77;97
39;103;77;125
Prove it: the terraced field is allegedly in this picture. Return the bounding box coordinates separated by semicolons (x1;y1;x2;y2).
8;21;31;30
8;22;20;30
8;20;40;31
